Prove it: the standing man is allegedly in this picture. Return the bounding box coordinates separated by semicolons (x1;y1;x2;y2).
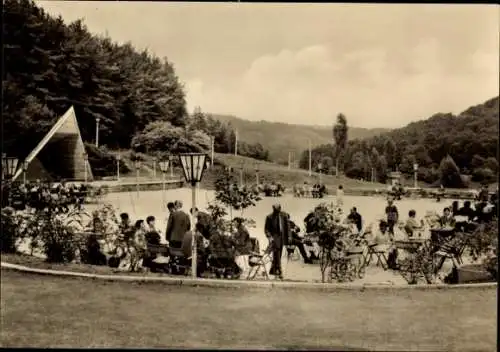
165;200;191;249
264;204;290;279
385;198;399;235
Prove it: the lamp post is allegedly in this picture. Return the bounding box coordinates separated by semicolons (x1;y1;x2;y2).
210;136;215;167
318;162;323;184
178;153;208;279
22;161;28;186
168;155;174;178
413;163;419;188
95;117;100;148
158;159;170;207
255;164;260;185
116;154;121;181
308;139;312;177
152;157;157;179
83;152;88;183
239;163;244;186
135;160;142;197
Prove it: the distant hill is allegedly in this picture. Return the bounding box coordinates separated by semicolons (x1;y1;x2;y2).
210;114;389;164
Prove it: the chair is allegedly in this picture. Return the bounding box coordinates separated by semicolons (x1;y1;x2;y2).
247;238;271;280
285;245;300;261
363;243;388;270
433;234;470;274
168;246;191;276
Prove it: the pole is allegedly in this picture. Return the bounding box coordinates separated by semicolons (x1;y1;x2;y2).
308;139;312;177
240;168;244;186
256;171;259;185
23;162;26;186
116;158;120;181
84;159;88;183
95;118;100;148
162;171;166;207
414;170;418;188
211;136;215;167
288;151;291;170
136;167;139;198
235;130;238;156
191;184;198;279
153;160;156;179
170;158;174;178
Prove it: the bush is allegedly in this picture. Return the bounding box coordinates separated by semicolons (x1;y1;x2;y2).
472;167;496;183
85;143;130;177
439;155;467;188
0;207;19;253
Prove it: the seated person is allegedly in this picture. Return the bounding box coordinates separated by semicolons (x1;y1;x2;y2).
129;220;147;271
145;216;161;245
346;207;363;233
368;220;391;246
439;207;456;229
404;210;424;237
119;213;134;240
208;231;240;278
232;217;253;256
286;215;313;264
456;201;476;221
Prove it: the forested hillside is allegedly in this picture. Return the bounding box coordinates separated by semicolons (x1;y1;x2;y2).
2;0;270;174
212;114;388;164
300;97;499;187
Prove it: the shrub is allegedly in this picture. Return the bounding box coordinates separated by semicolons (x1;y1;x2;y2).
0;207;20;253
85;143;130;177
472;167;496;183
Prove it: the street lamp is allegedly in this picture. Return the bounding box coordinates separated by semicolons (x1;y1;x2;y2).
239;162;244;186
2;154;19;181
255;164;260;185
152;156;157;179
158;159;170;206
82;152;88;183
95;117;100;148
413;163;419;188
135;160;142;197
22;161;28;186
116;154;121;181
318;162;323;184
178;152;208;279
168;155;174;178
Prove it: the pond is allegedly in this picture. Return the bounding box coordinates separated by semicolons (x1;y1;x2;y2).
99;188;460;246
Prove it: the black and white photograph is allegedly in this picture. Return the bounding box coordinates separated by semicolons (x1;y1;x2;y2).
1;1;498;350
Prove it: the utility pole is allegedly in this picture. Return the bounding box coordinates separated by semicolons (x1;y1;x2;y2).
308;139;312;177
210;136;215;167
234;130;238;156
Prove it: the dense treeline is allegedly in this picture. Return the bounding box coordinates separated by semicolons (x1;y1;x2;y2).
299;97;499;187
3;0;269;168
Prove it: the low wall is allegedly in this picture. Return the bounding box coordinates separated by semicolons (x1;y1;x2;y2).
100;180;185;193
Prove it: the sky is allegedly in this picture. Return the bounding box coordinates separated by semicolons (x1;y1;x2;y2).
37;2;499;128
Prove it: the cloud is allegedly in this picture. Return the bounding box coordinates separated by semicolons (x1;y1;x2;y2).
186;40;498;128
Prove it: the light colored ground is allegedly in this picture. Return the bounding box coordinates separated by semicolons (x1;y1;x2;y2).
1;270;496;350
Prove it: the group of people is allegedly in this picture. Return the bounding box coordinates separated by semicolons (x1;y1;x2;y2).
293;182;327;198
3;180;91;211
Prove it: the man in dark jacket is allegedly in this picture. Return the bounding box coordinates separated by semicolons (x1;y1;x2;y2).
165;200;191;248
264;204;290;279
385;199;399;235
347;207;363;232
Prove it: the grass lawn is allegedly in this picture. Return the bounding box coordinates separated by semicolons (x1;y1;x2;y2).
1;269;496;350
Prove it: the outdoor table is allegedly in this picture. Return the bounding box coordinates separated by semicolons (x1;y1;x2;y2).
430;228;455;244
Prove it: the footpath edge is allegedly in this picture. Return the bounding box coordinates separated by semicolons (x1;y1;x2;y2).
1;262;496;291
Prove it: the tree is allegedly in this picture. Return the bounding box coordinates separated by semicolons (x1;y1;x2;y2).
383;137;397;171
439;155;467;188
333;113;348;175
